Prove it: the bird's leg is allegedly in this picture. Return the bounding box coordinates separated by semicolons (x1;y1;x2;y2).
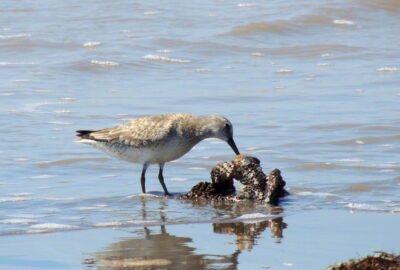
158;164;170;196
141;163;148;194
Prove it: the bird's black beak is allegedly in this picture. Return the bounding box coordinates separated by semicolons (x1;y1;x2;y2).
227;137;240;155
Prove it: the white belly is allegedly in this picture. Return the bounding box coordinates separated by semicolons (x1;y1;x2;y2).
78;137;197;164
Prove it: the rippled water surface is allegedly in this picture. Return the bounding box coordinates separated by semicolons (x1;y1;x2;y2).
1;0;400;269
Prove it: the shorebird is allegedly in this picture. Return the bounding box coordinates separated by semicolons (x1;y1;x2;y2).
76;113;240;195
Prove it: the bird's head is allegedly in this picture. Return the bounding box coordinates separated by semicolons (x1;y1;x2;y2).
205;115;240;155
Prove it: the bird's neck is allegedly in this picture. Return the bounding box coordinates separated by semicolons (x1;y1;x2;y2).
193;116;219;140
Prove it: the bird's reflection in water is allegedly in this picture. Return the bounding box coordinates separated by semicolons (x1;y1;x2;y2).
84;198;287;270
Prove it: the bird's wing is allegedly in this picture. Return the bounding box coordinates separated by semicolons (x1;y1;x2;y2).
86;115;177;147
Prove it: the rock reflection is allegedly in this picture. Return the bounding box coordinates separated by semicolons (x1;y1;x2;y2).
84;198;287;269
214;217;287;250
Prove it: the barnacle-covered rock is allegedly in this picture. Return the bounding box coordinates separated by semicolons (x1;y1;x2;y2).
211;161;234;186
233;155;267;201
265;169;288;204
179;155;288;204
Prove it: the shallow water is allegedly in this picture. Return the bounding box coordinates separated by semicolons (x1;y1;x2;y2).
1;0;399;269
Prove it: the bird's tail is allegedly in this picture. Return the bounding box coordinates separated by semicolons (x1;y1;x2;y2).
76;130;95;139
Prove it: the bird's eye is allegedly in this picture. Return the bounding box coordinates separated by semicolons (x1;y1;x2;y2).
225;123;231;132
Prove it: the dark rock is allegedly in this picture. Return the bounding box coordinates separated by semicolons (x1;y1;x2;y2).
178;155;288;204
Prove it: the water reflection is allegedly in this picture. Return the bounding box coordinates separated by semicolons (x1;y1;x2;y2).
84;198;287;269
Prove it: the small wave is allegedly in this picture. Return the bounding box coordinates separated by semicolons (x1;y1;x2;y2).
0;196;30;203
237;3;257;7
93;221;125;227
0;92;15;96
10;192;31;197
83;41;101;47
276;69;293;74
188;167;207;170
0;218;37;225
31;174;56;179
296;191;337;197
60;97;77;103
100;174;117;178
170;177;188;182
143;54;191;64
37;158;109;168
14;157;30;162
127;193;162;199
0;33;31;39
48;121;72;125
144;11;160;16
251;52;265;57
332;19;355;25
378;67;400;72
156;49;173;54
331;135;400;146
28;223;78;233
0;62;37;66
228;14;332;35
347;203;382;212
235;213;275;222
90;60;120;67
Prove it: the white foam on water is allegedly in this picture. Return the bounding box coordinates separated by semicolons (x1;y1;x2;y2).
14;157;30;162
143;54;191;64
59;97;77;103
234;213;276;223
347;203;381;212
251;52;264;57
276;69;293;74
188;167;207;170
90;60;120;67
54;110;74;114
28;223;78;233
30;223;77;229
0;196;31;203
237;3;257;7
74;206;100;211
10;192;31;197
8;214;43;219
0;92;15;96
170;177;188;182
283;262;294;267
41;197;76;201
100;174;117;178
332;19;355;25
157;49;173;54
0;62;37;66
0;218;37;225
127;193;161;199
83;41;101;47
93;221;124;227
317;63;331;67
296;191;337;197
144;11;160;16
321;53;331;57
335;158;364;163
31;174;56;179
378;67;400;72
48;121;72;125
0;33;31;39
355;140;365;145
